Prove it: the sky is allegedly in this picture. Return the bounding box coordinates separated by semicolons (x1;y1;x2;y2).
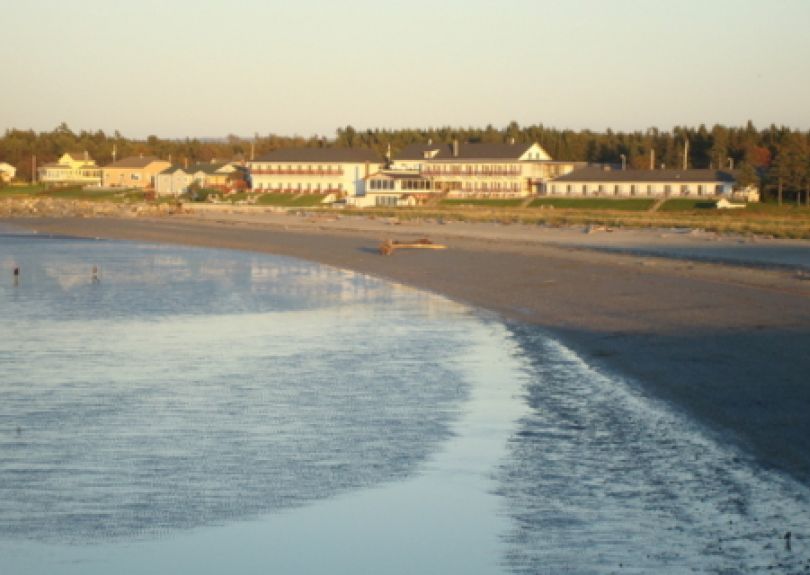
2;0;809;139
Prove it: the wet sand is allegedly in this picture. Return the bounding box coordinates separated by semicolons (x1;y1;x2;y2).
7;212;810;485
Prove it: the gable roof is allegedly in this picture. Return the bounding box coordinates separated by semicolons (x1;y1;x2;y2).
187;162;231;175
552;167;737;183
395;142;536;161
105;156;167;169
158;166;189;175
64;152;89;162
253;147;380;163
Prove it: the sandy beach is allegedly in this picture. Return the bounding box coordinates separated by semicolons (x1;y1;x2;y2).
7;210;810;485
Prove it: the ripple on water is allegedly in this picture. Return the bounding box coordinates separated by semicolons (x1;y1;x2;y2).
499;324;810;574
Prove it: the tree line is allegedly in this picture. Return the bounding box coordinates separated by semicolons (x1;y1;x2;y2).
2;121;809;203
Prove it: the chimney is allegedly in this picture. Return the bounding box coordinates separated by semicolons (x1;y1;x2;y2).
650;148;655;170
453;139;459;158
509;137;515;145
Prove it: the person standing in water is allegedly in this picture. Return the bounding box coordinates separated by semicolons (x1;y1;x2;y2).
13;266;19;286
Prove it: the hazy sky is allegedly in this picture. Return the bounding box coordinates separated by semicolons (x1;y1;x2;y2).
2;0;809;138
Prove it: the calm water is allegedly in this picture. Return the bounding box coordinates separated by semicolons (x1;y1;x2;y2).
1;226;809;574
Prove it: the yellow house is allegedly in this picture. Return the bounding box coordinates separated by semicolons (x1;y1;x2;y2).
102;156;172;189
0;162;16;183
38;152;102;186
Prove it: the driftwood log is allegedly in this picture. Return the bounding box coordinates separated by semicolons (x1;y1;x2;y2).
378;238;447;256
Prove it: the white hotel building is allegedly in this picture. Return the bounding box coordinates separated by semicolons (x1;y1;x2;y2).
248;148;382;197
360;141;584;206
545;167;737;198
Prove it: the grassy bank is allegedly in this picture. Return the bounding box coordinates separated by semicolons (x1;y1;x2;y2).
325;203;810;239
0;184;144;203
2;186;809;239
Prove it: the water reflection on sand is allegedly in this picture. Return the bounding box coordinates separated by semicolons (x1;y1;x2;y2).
2;231;810;574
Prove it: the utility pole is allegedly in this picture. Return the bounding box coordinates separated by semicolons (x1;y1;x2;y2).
683;139;689;170
31;155;36;184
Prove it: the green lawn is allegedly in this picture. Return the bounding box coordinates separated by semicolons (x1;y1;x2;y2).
0;184;49;196
44;187;145;202
528;198;656;211
0;184;144;202
255;193;329;207
440;198;525;208
658;199;719;211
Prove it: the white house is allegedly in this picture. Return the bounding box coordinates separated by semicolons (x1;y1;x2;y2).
155;166;193;196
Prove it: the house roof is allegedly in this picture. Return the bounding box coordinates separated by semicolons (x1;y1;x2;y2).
158;166;189;175
187;162;230;174
105;156;167;169
395;142;535;161
253;147;380;163
552;167;737;183
64;152;89;162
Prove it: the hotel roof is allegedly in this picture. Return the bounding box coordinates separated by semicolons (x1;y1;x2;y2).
253;148;380;163
553;167;736;183
395;142;535;161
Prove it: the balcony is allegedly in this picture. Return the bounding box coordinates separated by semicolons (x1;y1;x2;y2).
421;168;521;177
251;168;344;176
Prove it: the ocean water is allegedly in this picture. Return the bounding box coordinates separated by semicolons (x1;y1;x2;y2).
1;226;809;574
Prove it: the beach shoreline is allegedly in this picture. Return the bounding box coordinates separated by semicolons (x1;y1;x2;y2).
6;211;810;485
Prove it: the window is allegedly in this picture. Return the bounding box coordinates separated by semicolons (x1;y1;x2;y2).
582;184;587;195
680;184;688;195
614;185;620;196
646;184;653;195
697;185;704;195
630;184;636;196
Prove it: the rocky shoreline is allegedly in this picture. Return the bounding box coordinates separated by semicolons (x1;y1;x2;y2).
0;197;187;219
